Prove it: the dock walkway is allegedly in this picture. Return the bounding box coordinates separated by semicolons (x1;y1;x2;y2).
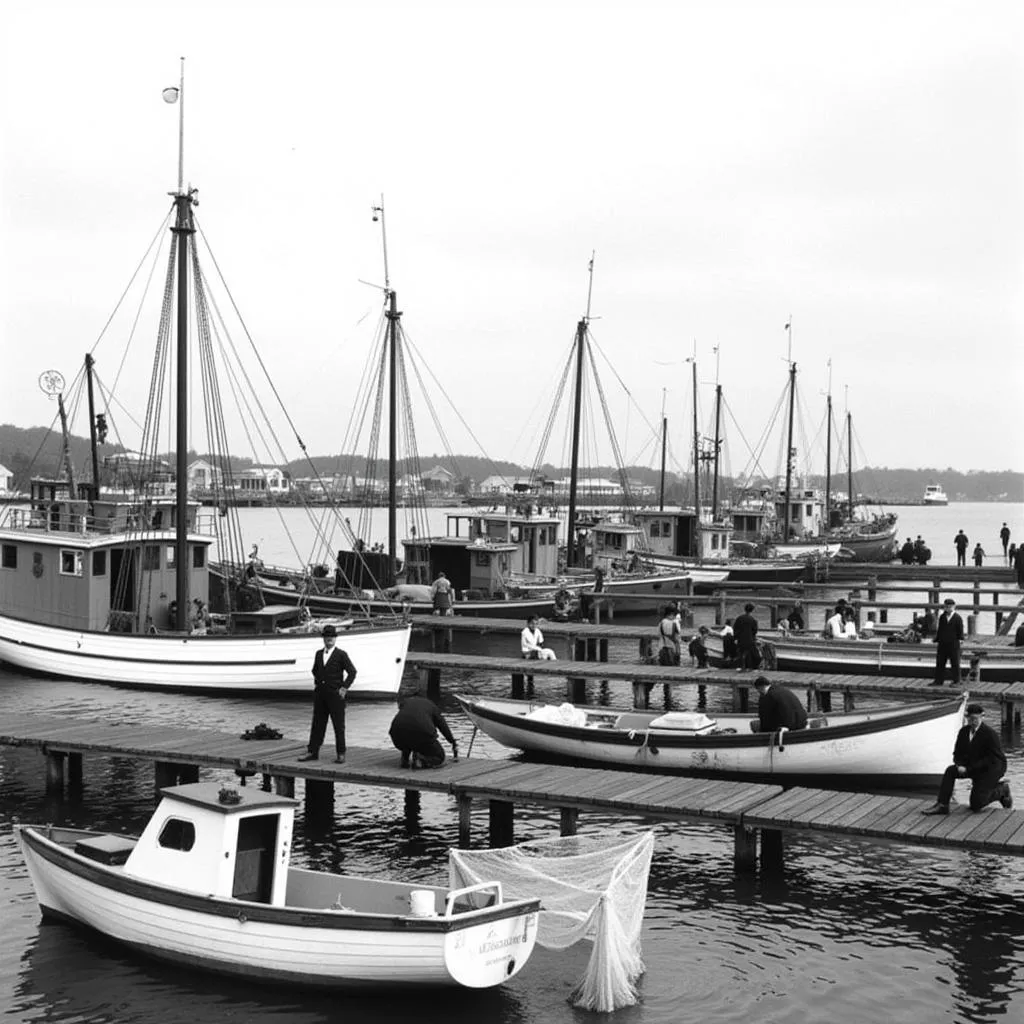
3;711;1023;870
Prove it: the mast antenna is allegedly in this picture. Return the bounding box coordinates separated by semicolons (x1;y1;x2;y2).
583;251;596;323
162;57;186;193
784;316;793;365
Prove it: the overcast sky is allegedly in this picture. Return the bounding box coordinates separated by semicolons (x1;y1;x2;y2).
2;0;1021;482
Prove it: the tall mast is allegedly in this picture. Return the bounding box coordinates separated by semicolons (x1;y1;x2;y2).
846;408;854;522
372;197;397;581
690;354;699;556
824;359;833;529
166;57;193;631
85;353;100;503
56;394;77;497
658;412;667;511
783;360;796;544
566;255;594;569
711;343;722;520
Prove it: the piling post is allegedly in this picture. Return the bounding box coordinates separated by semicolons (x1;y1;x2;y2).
457;795;473;848
569;638;586;702
511;671;525;700
560;807;579;836
994;591;1002;632
488;799;514;848
733;824;757;872
426;667;442;700
45;751;65;795
274;776;296;797
67;752;83;790
261;773;273;791
404;788;421;825
599;638;608;662
967;614;977;637
760;829;785;874
305;779;335;819
154;761;179;795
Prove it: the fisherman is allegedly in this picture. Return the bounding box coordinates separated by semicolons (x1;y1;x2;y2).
388;690;458;769
751;676;808;734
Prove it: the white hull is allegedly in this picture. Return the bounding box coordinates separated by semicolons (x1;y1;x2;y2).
17;827;538;988
0;613;410;696
458;694;966;787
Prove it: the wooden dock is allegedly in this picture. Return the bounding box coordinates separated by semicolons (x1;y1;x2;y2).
3;712;1023;870
404;651;1024;728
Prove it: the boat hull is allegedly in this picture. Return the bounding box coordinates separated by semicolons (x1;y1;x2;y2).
16;827;539;989
0;614;411;696
456;694;966;789
707;634;1024;683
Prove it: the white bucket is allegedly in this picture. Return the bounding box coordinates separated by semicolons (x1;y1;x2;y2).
409;889;436;917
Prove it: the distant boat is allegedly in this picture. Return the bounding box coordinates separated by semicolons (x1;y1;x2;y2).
923;484;949;506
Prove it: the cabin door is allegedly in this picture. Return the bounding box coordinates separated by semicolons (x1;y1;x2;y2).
109;550;136;614
232;814;279;903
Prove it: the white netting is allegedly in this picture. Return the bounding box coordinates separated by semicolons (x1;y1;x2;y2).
449;830;655;1012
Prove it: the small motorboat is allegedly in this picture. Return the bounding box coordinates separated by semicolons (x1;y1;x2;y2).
16;782;539;989
456;692;968;789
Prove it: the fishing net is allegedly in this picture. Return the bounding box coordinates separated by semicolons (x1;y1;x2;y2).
448;830;654;1012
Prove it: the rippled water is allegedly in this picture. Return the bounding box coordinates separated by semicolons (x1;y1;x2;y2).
3;499;1023;1021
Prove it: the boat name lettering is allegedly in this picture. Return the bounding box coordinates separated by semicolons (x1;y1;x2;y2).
478;935;525;954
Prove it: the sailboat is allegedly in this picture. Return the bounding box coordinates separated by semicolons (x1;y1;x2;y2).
0;66;411;695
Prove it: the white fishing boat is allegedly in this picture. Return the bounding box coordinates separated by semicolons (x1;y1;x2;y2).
16;782;540;989
456;693;967;788
922;484;949;506
0;67;411;695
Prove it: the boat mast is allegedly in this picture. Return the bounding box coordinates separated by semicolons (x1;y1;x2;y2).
85;353;100;506
566;253;594;569
711;345;721;520
690;354;699;556
846;406;853;521
658;408;667;511
782;319;795;544
824;359;833;529
168;57;193;631
372;197;398;581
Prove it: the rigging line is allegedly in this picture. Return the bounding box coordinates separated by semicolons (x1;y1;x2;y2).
587;331;664;449
530;341;576;480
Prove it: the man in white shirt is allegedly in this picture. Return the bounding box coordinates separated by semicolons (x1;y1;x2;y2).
521;616;556;660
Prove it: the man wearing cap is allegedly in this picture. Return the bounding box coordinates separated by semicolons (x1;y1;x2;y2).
751;676;808;734
930;598;964;686
298;624;357;764
922;702;1011;814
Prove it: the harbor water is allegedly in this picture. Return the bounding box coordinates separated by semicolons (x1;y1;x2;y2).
1;500;1022;1022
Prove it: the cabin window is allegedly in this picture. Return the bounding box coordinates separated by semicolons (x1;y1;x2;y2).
1;544;15;569
711;534;720;550
475;551;490;567
649;521;661;538
805;504;813;517
92;551;107;576
143;545;160;570
166;545;177;569
193;546;206;569
158;817;196;852
59;550;84;577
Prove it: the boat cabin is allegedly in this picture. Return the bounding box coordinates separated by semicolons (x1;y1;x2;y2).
401;506;561;599
731;485;825;544
0;479;213;633
108;783;296;904
579;521;644;572
632;509;732;561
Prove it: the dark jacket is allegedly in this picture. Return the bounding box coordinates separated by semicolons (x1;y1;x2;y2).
733;612;758;650
952;722;1006;780
312;645;357;691
934;611;964;649
389;695;455;747
757;684;808;733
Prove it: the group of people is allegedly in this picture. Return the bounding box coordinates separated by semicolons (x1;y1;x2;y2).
898;536;932;565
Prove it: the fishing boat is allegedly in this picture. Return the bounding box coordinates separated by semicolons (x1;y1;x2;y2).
0;68;411;695
456;693;967;788
922;484;949;506
705;631;1024;683
16;782;540;989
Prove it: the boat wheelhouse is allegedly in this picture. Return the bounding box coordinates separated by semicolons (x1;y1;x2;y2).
923;484;949;506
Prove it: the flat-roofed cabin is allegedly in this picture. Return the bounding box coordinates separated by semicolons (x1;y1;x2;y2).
0;479;212;633
632;509;732;561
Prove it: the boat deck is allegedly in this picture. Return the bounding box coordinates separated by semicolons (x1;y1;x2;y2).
3;711;1023;866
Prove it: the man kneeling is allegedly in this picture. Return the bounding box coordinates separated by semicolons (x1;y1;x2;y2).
922;702;1012;815
389;690;458;769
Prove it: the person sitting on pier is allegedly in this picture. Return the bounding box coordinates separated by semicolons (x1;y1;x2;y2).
521;616;557;660
388;690;458;769
922;703;1011;815
751;676;807;734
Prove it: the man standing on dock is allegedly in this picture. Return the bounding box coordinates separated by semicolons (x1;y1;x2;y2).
430;571;455;616
733;603;759;670
298;624;357;764
930;598;964;686
922;703;1011;815
1000;523;1011;562
954;529;969;567
751;676;807;733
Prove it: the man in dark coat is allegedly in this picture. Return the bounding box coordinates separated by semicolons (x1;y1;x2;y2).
1000;522;1011;562
752;676;808;733
389;691;458;768
298;624;357;764
930;598;964;686
953;529;969;567
899;538;915;565
922;703;1011;814
733;602;759;670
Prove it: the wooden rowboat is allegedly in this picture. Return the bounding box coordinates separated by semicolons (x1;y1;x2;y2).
456;693;968;789
17;782;539;989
